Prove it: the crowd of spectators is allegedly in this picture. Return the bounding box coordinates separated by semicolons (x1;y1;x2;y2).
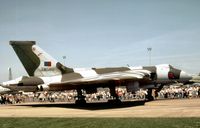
157;86;200;99
0;85;199;105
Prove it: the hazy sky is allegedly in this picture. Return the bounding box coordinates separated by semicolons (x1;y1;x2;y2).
0;0;200;82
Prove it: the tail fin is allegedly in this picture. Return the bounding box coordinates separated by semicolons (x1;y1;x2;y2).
10;41;73;77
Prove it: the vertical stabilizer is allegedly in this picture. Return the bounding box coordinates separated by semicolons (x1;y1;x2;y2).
10;41;73;77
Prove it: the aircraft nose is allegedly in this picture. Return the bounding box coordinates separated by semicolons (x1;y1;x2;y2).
180;71;192;80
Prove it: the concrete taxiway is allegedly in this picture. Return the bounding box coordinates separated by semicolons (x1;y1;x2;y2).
0;98;199;117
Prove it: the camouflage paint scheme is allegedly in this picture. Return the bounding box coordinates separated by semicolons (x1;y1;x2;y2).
0;41;193;101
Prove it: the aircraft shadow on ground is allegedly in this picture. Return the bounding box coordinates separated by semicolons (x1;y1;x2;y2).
15;101;146;110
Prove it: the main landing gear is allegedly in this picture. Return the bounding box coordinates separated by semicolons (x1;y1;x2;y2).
75;89;86;104
146;89;154;101
146;84;164;101
108;86;122;104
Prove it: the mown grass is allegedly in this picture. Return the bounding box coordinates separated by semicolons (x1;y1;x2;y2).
0;118;199;128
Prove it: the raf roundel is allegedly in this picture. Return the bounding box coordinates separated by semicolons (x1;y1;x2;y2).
168;72;175;79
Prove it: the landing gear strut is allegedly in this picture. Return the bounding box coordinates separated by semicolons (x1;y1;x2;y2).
108;86;121;104
146;89;154;101
155;84;164;98
75;89;86;104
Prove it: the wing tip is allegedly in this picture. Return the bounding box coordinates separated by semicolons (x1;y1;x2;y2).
9;41;36;46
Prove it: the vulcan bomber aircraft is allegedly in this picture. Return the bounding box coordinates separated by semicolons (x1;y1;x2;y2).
1;41;192;103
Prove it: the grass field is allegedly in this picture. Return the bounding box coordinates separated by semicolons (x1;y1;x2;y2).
0;118;199;128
